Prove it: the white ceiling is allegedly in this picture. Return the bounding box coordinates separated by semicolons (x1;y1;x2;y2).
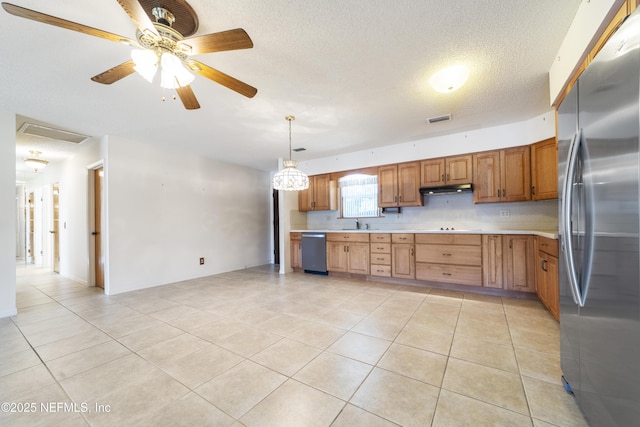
3;0;582;176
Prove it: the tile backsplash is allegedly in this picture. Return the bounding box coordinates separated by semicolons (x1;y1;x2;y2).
293;193;558;231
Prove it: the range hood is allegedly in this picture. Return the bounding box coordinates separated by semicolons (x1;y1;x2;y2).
419;183;473;195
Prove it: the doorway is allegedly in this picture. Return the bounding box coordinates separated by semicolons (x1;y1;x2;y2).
51;183;60;273
273;189;280;265
93;167;104;288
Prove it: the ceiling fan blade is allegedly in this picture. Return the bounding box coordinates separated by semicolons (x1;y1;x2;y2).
115;0;158;36
176;85;200;110
188;60;257;98
91;60;136;84
182;29;253;55
1;2;137;45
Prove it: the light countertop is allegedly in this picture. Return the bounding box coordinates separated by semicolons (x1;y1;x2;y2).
291;229;559;239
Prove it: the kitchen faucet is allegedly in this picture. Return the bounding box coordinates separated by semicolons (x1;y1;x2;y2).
355;218;360;229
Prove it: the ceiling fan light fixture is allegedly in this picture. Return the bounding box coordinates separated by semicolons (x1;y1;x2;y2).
430;65;470;93
160;52;194;89
24;150;48;172
131;49;158;82
273;116;309;191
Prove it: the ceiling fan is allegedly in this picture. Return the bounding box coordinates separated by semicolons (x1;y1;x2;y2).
1;0;257;110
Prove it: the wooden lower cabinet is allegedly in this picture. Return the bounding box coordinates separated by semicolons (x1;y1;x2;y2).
392;233;415;279
503;235;536;292
370;233;391;277
536;236;560;320
415;234;482;286
327;233;370;274
290;232;302;269
482;234;503;288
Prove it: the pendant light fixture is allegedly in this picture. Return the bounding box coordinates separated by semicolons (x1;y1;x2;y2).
273;115;309;191
24;150;48;172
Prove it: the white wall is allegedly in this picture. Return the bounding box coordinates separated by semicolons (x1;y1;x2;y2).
0;110;16;318
106;135;271;295
297;111;555;175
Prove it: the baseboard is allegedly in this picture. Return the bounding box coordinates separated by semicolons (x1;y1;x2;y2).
0;307;17;319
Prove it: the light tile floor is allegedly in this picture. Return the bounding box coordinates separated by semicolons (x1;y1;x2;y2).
2;264;589;426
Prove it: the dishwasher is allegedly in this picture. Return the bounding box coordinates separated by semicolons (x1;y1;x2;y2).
301;232;328;274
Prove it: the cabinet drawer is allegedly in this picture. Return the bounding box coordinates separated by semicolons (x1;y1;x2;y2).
415;234;481;245
416;263;482;286
370;233;391;243
370;253;391;265
290;232;302;240
370;265;392;277
415;244;482;266
537;236;558;257
370;243;391;253
392;233;414;243
326;233;370;242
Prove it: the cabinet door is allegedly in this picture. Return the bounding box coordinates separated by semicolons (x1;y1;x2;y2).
546;255;559;320
502;146;531;202
298;176;315;211
291;240;302;268
392;243;415;279
420;158;446;188
313;174;332;210
327;242;347;272
446;154;473;185
378;165;399;207
504;235;536;292
482;235;503;288
473;151;501;203
536;250;549;304
531;138;558;200
347;243;370;275
398;162;423;206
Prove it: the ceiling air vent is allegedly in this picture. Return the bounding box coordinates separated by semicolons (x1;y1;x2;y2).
292;147;306;152
18;122;89;144
426;114;452;124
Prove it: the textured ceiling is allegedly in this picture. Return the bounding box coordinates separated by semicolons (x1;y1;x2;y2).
3;0;582;176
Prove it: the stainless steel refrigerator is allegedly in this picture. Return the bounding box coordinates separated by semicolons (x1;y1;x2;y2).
558;9;640;426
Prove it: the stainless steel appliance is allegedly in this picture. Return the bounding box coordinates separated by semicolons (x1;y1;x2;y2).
301;232;327;274
558;10;640;426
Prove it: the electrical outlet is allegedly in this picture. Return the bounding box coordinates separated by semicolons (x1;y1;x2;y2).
199;257;205;265
500;209;510;218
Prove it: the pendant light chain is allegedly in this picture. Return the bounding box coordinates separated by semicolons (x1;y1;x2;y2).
286;115;295;160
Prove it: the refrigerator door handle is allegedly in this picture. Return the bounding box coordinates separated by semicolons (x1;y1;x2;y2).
562;128;584;307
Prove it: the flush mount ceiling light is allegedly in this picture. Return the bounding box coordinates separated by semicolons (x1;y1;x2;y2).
273;115;309;191
24;150;48;172
430;65;470;93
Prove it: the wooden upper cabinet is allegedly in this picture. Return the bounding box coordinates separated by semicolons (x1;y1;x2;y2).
503;146;531;202
298;174;337;211
420;158;445;187
446;154;474;185
378;165;399;207
420;154;473;188
473;151;502;203
531;138;558;200
378;162;422;207
473;146;531;203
